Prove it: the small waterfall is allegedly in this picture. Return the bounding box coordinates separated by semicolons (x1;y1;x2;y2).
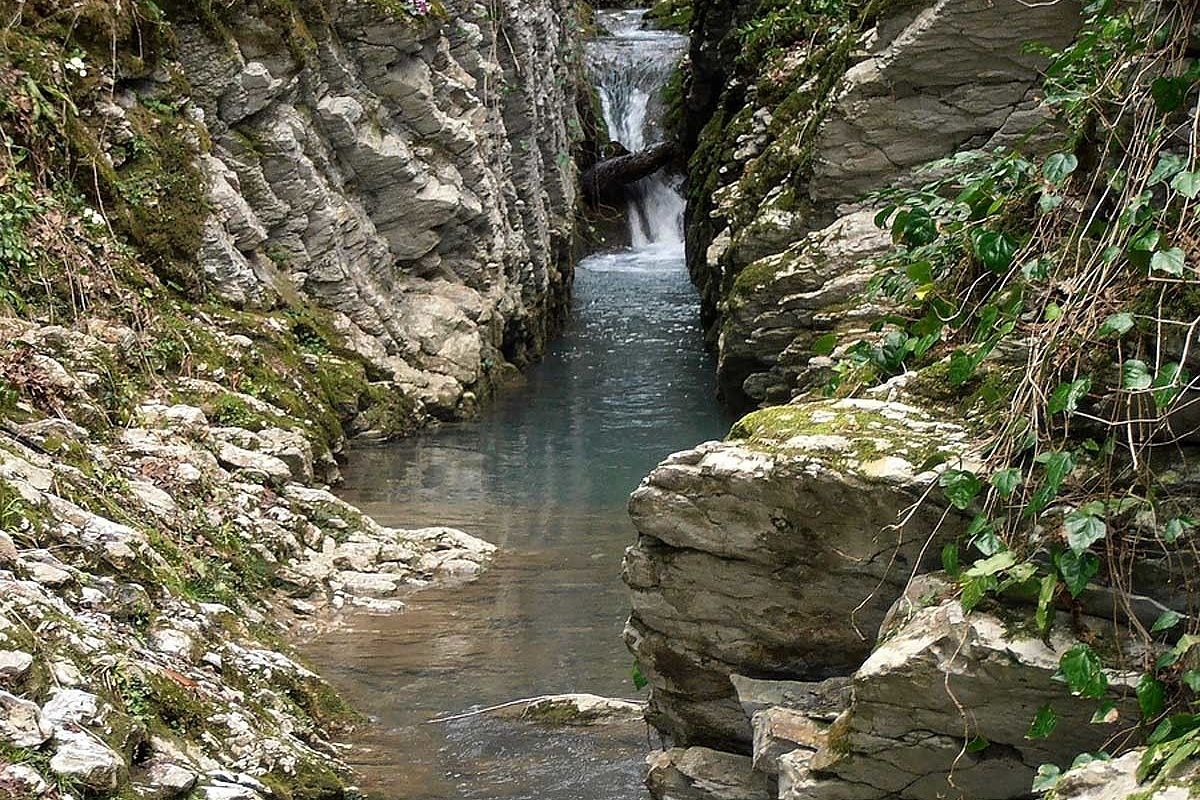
587;10;687;249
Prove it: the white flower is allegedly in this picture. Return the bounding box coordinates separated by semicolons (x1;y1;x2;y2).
82;208;105;226
65;56;88;78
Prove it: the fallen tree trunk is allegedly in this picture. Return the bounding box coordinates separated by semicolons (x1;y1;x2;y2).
582;141;678;205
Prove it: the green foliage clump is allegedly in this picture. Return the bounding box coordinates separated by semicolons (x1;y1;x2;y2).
644;0;693;32
735;0;845;66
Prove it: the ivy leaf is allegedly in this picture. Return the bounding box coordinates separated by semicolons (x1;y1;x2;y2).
940;469;982;510
972;229;1019;272
1172;170;1200;200
1027;704;1058;739
906;260;934;285
1151;247;1186;277
1130;228;1161;252
1152;363;1188;410
967;514;1004;556
1164;517;1197;544
1182;670;1200;693
965;551;1017;578
1036;574;1058;632
1055;549;1099;597
1028;450;1077;516
942;542;960;577
1152;610;1185;634
990;468;1022;498
960;574;997;612
1043;153;1078;185
1031;763;1061;792
1122;359;1153;390
1065;509;1107;554
1056;644;1108;699
1037;450;1077;487
966;736;990;753
1151;76;1189;113
1148;153;1187;186
1097;313;1134;337
874;204;898;229
1155;633;1200;669
1137;673;1166;720
811;332;838;357
1048;377;1091;415
1038;194;1063;214
894;207;938;246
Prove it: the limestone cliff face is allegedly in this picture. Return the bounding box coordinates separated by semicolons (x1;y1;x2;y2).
174;0;585;420
680;0;1079;411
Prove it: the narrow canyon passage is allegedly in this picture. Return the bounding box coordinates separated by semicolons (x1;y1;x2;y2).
301;12;728;798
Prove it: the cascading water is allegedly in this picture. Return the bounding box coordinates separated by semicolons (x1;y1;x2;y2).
587;10;687;248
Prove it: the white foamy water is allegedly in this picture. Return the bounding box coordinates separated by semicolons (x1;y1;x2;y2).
587;10;687;248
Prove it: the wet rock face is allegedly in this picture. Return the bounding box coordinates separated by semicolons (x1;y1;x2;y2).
172;0;584;420
624;399;971;749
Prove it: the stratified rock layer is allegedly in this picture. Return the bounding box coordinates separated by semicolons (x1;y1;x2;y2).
179;0;584;419
624;399;971;749
686;0;1080;409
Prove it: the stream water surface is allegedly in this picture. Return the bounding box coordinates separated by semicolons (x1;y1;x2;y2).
299;12;728;799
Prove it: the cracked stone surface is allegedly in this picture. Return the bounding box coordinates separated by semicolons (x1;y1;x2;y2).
687;0;1081;411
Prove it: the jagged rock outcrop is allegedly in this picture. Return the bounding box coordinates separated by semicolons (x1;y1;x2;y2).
683;0;1080;409
780;584;1140;800
633;553;1146;800
624;398;973;749
173;0;586;420
716;210;892;409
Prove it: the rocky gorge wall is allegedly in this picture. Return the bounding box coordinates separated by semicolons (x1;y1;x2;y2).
177;0;586;421
627;2;1200;799
0;1;589;798
682;0;1081;411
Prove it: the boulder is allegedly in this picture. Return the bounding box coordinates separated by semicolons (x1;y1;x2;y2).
519;694;645;726
42;689;107;728
785;596;1141;800
50;729;125;791
647;747;775;800
0;650;34;682
215;442;293;483
144;761;200;798
625;398;971;747
0;690;53;747
0;763;49;796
